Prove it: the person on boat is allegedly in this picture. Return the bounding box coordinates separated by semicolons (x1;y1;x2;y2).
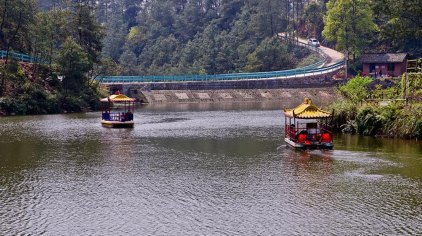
126;111;133;121
103;111;110;121
308;128;317;141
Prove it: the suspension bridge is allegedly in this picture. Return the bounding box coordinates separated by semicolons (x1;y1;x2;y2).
96;36;344;86
1;36;345;101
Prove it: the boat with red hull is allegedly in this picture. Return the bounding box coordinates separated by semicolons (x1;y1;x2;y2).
284;98;333;149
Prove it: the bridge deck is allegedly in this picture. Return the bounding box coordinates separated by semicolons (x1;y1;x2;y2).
98;35;345;84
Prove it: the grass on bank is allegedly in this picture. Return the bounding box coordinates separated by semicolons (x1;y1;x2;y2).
329;73;422;139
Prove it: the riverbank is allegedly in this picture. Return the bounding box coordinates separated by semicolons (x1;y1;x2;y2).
329;73;422;139
0;61;105;116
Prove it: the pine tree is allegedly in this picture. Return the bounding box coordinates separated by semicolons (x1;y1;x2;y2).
323;0;377;60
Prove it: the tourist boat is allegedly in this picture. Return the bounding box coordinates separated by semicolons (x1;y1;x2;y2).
283;98;334;149
100;92;136;128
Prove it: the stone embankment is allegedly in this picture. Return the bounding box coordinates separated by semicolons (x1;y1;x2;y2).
140;87;337;105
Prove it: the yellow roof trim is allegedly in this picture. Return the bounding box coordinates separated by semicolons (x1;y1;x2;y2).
100;94;136;102
284;98;332;119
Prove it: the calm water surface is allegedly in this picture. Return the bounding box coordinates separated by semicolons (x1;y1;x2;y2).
0;102;421;235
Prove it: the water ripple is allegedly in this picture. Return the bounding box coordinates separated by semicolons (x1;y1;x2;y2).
1;107;422;235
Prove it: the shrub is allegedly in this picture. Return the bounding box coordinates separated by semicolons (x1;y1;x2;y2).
46;94;61;114
341;120;357;133
413;119;422;139
329;99;357;131
355;107;384;136
339;75;372;104
403;73;422;101
59;95;85;113
0;97;16;114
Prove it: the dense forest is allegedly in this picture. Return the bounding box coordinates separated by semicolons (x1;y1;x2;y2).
38;0;323;76
0;0;104;114
69;1;422;74
91;0;420;75
0;0;421;115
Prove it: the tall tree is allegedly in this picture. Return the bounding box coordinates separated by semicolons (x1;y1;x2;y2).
0;0;36;56
69;2;103;64
244;37;295;72
102;2;126;61
323;0;377;60
57;37;90;93
0;0;36;95
303;2;324;39
372;0;422;55
119;44;138;75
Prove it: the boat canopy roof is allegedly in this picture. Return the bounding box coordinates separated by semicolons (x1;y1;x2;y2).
100;94;136;102
284;98;332;119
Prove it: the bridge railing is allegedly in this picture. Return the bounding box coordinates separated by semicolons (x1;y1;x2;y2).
97;34;341;84
0;50;43;63
97;61;344;84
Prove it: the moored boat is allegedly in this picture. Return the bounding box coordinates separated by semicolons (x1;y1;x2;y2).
100;92;136;128
283;98;334;149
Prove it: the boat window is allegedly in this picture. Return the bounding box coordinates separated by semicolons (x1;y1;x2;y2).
306;123;317;129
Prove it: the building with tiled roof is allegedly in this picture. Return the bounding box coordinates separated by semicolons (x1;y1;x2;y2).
361;53;407;77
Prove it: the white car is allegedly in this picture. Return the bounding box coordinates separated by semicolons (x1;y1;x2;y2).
308;38;320;47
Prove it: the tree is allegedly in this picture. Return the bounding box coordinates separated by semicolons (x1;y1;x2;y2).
303;2;324;39
339;75;372;104
94;56;122;77
57;37;91;93
69;2;104;64
119;45;138;75
323;0;377;60
102;3;127;62
174;0;204;42
0;0;36;95
244;37;295;72
248;0;287;40
372;0;422;55
0;0;36;52
218;0;244;30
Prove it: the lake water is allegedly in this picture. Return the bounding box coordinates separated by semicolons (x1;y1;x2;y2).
1;102;421;235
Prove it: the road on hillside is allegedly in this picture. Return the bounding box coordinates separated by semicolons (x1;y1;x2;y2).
278;33;344;67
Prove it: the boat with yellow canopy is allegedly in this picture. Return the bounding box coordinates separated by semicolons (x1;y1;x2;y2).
283;98;333;149
100;92;136;128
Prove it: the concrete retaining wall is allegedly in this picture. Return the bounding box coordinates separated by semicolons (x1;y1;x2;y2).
106;71;343;104
140;87;338;104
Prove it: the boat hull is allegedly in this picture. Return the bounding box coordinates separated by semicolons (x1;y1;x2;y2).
284;138;333;150
101;120;134;128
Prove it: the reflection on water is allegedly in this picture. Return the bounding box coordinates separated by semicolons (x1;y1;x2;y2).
0;103;421;235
